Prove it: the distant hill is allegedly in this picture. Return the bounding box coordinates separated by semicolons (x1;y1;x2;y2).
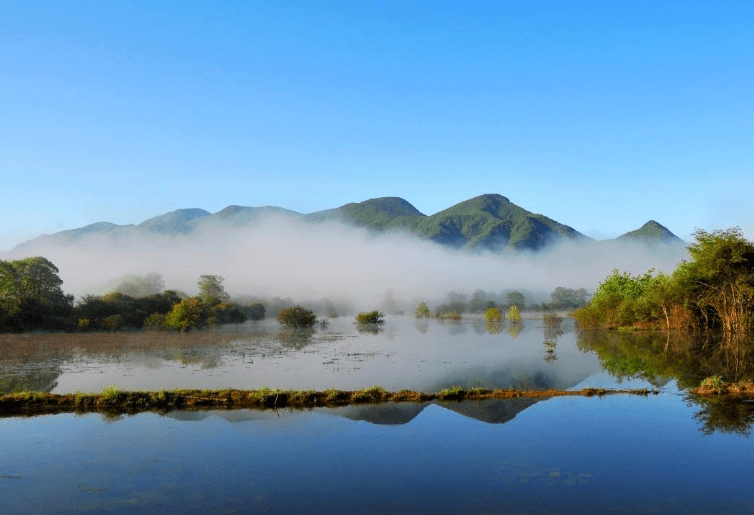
7;194;684;255
617;220;685;245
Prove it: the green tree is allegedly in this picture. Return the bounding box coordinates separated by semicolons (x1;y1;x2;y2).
197;275;229;304
678;227;754;333
484;307;504;322
550;287;589;309
277;305;317;328
506;291;525;310
113;273;165;298
356;310;385;324
507;305;522;323
0;257;72;314
415;302;431;318
164;298;209;331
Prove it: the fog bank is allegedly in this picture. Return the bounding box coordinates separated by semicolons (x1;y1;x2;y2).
8;215;688;310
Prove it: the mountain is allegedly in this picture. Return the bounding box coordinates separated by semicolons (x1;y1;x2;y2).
8;194;683;255
410;194;586;251
617;220;685;245
305;197;424;228
306;194;586;251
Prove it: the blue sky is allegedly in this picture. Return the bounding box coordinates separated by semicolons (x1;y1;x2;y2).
2;0;753;250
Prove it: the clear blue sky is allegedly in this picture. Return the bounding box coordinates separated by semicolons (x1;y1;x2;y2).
3;0;753;250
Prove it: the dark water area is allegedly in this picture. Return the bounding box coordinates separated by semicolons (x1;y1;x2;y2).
3;317;754;513
3;391;754;515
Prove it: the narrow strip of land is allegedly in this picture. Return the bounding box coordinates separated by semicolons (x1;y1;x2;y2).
0;386;661;417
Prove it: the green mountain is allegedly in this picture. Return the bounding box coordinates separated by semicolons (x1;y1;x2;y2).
412;194;585;251
10;194;684;255
617;220;685;245
304;194;586;251
137;208;211;235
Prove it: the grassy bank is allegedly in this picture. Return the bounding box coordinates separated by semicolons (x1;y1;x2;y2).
0;386;659;417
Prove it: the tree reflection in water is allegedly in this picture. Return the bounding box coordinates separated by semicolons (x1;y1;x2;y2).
578;329;754;434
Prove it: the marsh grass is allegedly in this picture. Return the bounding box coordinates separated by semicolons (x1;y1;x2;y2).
0;386;665;417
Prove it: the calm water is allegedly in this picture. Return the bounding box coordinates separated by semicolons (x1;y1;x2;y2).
2;316;754;514
0;316;601;394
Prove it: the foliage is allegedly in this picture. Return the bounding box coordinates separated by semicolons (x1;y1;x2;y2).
102;314;123;332
414;302;431;318
143;312;166;330
505;291;525;310
549;287;589;309
468;290;495;313
197;275;230;304
164;298;209;331
207;302;247;325
484;307;504;322
111;273;165;298
507;305;522;323
575;228;754;333
356;310;385;324
242;302;266;321
276;305;317;328
0;257;74;331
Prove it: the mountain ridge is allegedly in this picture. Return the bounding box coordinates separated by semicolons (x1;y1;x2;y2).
8;194;685;255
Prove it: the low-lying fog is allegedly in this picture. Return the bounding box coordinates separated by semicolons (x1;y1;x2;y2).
9;215;688;312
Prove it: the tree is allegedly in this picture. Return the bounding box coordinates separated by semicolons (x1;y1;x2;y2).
164;298;209;331
678;227;754;333
277;305;317;328
506;291;525;310
415;302;431;318
484;307;504;322
550;287;589;309
113;273;165;297
197;275;230;304
0;257;71;313
356;310;385;324
0;257;73;330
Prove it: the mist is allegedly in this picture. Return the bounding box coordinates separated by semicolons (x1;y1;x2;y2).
7;215;689;312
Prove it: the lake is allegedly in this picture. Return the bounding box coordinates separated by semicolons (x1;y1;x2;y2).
2;316;754;514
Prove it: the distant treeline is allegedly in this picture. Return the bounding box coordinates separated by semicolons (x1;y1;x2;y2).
574;228;754;334
1;256;591;333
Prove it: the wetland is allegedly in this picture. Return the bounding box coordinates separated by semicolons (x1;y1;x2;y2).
2;316;754;513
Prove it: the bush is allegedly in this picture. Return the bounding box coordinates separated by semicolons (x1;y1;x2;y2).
165;298;209;331
507;305;522;323
415;302;431;318
143;312;166;330
276;305;317;328
102;314;123;332
356;310;385;324
484;307;504;322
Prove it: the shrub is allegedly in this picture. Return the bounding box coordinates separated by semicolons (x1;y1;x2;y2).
356;310;385;324
102;314;123;332
415;302;431;318
164;298;209;331
143;312;166;330
507;305;522;323
484;307;504;322
276;305;317;328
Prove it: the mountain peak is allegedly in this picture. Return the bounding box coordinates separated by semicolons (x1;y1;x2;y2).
618;220;684;244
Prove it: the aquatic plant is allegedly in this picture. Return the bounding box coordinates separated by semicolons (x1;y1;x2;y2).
414;302;431;318
101;384;120;401
484;307;504;322
701;375;725;392
276;305;317;328
355;310;385;324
